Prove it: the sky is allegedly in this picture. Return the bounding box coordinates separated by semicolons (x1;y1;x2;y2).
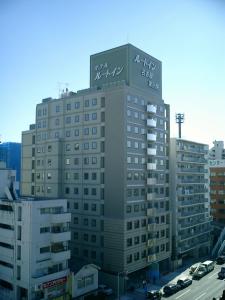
0;0;225;146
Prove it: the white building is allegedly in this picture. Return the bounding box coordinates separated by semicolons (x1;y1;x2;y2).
170;138;211;266
209;140;225;160
0;166;71;300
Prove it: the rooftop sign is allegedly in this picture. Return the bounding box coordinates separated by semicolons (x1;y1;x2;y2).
90;44;162;97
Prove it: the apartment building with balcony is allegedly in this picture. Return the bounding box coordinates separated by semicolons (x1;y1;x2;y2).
0;166;71;300
209;140;225;160
21;44;171;283
170;138;211;266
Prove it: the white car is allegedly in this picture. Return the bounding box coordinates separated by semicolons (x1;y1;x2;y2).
98;284;113;295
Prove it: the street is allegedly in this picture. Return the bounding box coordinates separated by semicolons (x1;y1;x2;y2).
118;262;225;300
161;263;225;300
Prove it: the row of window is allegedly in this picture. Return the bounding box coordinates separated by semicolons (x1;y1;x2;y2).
36;156;101;168
65;187;103;197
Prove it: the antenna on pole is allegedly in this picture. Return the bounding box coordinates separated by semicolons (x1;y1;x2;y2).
176;113;185;139
57;82;69;98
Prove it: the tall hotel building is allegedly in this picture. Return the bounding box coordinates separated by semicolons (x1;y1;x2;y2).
21;44;171;277
170;138;211;266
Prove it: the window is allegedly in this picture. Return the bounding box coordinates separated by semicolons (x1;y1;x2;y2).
65;187;70;194
127;221;132;230
91;235;96;243
66;116;71;124
84;188;89;195
55;118;60;126
65;158;70;165
134;252;140;261
83;218;89;226
126;205;131;213
85;99;89;107
92;142;97;149
84;128;89;135
92;113;97;120
84;173;89;180
66;103;71;111
74;102;80;109
127;254;132;264
66;130;71;137
84;114;89;121
56;105;60;113
74;217;78;224
74;143;79;150
84;203;88;210
92;127;97;135
134;220;140;229
74;203;79;209
92;98;97;106
92;157;97;164
91;219;96;227
127;238;132;247
134;236;140;245
74;129;79;136
83;234;88;241
83;143;89;150
92;173;97;180
74;188;79;195
91;203;97;211
66;144;71;151
74;157;79;165
40;227;50;233
127;140;131;148
74;232;78;239
91;188;97;196
84;157;89;165
74;115;80;122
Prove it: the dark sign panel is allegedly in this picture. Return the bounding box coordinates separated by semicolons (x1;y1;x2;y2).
90;44;162;97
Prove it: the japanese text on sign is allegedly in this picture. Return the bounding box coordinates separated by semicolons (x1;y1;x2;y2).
94;62;124;81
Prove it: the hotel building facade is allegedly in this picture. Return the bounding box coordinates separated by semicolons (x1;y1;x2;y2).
21;44;171;278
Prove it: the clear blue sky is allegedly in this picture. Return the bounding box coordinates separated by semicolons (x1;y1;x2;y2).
1;0;225;145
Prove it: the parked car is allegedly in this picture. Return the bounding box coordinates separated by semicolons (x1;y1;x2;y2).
98;284;113;295
218;267;225;279
177;277;192;289
189;263;201;275
146;289;162;299
192;265;207;279
216;256;225;265
163;283;180;295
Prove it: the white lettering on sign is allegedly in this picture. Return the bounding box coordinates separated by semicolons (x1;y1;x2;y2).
209;160;225;167
134;54;160;91
94;64;124;81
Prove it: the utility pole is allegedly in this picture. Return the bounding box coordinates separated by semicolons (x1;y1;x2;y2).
175;113;185;138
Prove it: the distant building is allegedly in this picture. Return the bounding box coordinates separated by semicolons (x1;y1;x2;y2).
0;165;71;300
21;44;171;282
209;141;225;160
0;142;21;182
170;138;211;266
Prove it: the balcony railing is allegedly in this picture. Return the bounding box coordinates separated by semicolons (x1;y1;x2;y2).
147;105;157;114
147;148;157;156
147;178;157;185
147;133;157;142
147;163;157;170
147;119;157;127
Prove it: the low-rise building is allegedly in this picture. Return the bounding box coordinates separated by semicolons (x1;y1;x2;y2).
0;165;71;300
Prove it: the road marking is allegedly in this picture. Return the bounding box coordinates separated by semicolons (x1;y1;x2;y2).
195;292;206;300
208;271;218;279
175;289;191;299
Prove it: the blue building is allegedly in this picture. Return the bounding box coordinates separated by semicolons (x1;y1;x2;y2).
0;142;21;182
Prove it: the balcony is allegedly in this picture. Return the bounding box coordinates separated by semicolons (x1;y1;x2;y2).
147;105;157;114
0;229;14;243
147;133;156;142
51;212;71;224
147;119;157;127
147;224;156;231
147;178;157;185
147;208;154;216
51;231;71;243
0;265;13;282
147;193;155;200
147;254;157;263
51;249;70;263
146;239;155;247
147;148;157;156
0;211;14;225
0;246;13;263
147;163;156;170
